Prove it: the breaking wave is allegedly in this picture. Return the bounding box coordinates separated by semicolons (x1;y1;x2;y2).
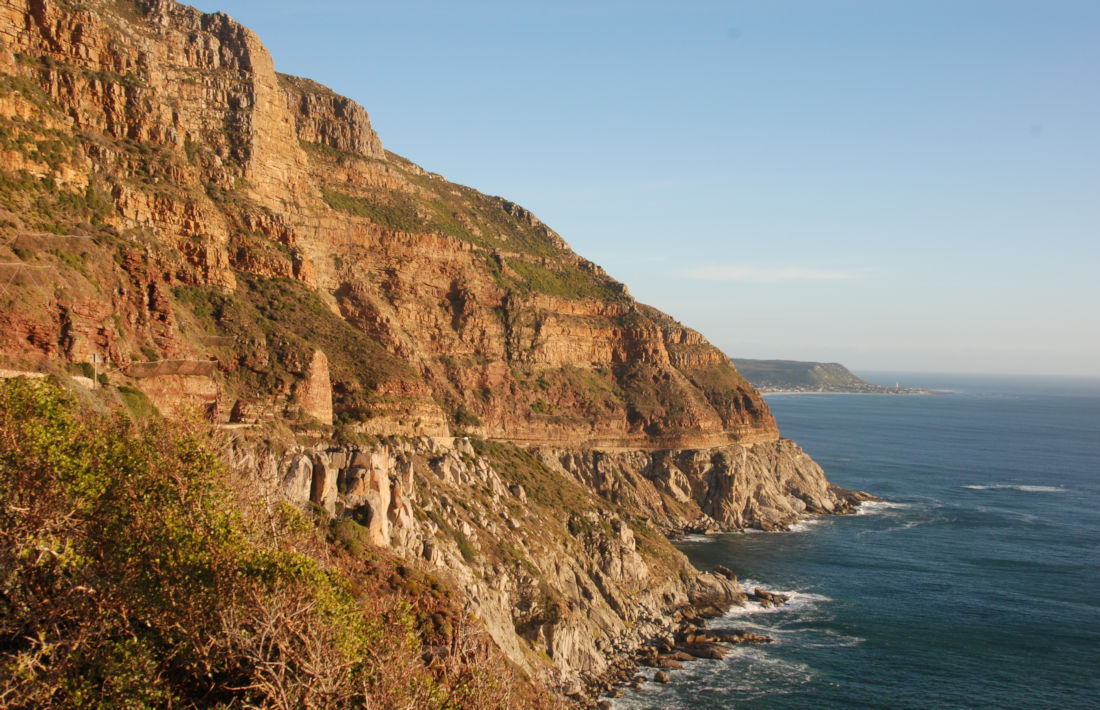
681;534;718;543
854;500;911;515
962;484;1066;493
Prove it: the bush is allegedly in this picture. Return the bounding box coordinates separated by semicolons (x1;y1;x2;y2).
116;384;157;419
0;378;541;708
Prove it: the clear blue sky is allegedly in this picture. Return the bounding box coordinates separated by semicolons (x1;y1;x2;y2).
191;0;1099;377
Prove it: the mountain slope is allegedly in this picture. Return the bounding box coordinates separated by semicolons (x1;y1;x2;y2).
0;0;775;450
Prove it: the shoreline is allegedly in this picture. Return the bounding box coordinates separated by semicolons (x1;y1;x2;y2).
584;582;783;708
760;388;940;396
586;498;879;707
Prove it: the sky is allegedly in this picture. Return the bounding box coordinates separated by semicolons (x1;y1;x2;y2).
191;0;1100;377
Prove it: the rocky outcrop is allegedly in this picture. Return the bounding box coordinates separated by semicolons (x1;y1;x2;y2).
257;435;748;697
542;438;872;532
295;348;332;425
280;73;384;159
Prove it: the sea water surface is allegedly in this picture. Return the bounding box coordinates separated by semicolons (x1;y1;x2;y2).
613;374;1100;709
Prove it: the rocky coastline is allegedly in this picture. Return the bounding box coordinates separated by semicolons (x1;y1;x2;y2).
583;571;794;707
249;433;875;702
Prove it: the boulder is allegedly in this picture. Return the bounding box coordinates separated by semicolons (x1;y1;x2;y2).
713;564;738;581
680;642;728;660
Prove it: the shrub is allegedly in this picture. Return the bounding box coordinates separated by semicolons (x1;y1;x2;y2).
116;384;157;419
0;378;540;708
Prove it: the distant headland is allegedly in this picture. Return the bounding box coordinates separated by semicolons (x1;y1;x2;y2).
732;359;933;395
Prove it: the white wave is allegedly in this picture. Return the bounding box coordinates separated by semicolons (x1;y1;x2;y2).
718;580;832;620
854;500;911;515
801;629;866;649
680;534;717;543
963;484;1066;493
787;516;827;532
609;645;815;708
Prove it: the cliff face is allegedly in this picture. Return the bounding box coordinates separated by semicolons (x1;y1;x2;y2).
0;0;867;699
0;0;775;449
254;435;747;695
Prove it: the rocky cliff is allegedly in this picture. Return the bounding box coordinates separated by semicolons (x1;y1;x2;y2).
0;0;869;701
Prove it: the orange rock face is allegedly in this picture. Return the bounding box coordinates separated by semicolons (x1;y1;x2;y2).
0;0;776;448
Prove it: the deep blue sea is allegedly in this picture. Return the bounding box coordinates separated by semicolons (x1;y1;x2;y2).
613;373;1100;709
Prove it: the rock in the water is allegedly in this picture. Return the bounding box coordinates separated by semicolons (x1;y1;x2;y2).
651;656;683;670
680;642;728;660
718;629;773;644
654;671;671;683
714;564;738;581
751;587;790;607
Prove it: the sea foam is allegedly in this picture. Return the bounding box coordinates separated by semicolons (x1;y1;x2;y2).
962;484;1066;493
854;500;911;515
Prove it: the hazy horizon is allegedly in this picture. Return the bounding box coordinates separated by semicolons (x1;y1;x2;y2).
192;0;1100;378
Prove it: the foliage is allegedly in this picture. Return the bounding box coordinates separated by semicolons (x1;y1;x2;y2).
0;378;541;708
506;258;624;302
426;509;478;564
453;403;483;429
116;384;158;419
172;276;414;418
470;438;592;519
0;170;111;236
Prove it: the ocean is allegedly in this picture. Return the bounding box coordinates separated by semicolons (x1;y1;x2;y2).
612;373;1100;709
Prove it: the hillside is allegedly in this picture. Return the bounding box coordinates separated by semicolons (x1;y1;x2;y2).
0;0;872;704
732;358;927;394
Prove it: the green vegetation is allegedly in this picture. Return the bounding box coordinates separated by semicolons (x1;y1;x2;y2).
116;384;158;419
172;276;415;419
0;378;539;708
506;258;624;302
470;439;591;518
68;362;95;379
684;359;758;420
323;186;404;224
0;170;112;236
300;139;360;162
0;72;60;114
311;145;632;300
452;403;483;429
331;517;372;557
321;179;622;301
48;247;89;277
615;360;691;426
426;509;478;563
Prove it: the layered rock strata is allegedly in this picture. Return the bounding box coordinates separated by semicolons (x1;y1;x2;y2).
0;0;776;449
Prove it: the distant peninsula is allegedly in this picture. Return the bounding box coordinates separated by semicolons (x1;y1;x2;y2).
732;359;931;394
